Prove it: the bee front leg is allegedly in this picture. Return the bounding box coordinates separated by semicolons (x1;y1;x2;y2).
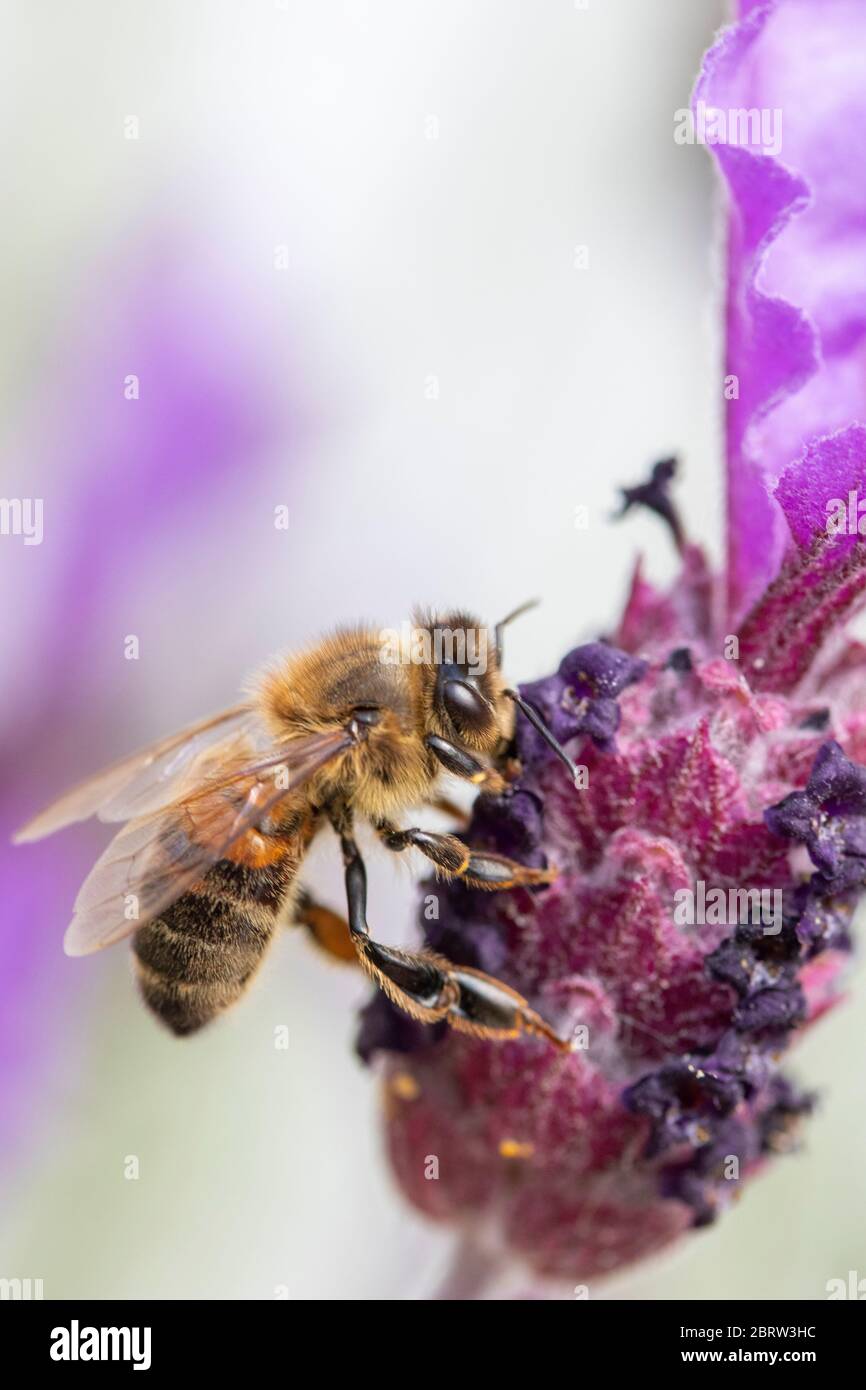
329;809;569;1049
424;734;507;795
374;820;556;891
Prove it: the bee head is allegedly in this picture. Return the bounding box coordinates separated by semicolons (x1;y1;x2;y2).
412;610;510;754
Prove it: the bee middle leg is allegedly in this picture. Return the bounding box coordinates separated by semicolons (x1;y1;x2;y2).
374;819;556;891
329;807;569;1050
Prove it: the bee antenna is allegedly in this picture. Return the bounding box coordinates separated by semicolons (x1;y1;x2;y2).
495;598;540;665
504;688;583;787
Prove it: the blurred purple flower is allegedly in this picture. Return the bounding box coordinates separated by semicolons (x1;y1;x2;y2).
360;0;866;1285
0;236;292;1153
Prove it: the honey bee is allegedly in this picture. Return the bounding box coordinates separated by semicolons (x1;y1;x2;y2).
14;607;580;1049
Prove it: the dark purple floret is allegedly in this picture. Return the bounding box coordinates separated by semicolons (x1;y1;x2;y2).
516;678;580;759
624;1041;750;1157
764;793;816;846
760;1077;816;1150
798;708;830;732
357;993;445;1063
666;646;694;673
660;1114;761;1227
795;884;856;954
660;1073;814;1229
733;984;806;1035
559;641;649;700
765;740;866;887
799;740;866;812
705;918;802;998
625;991;807;1160
466;788;546;869
576;695;621;747
518;641;647;759
423;915;510;978
614;455;684;551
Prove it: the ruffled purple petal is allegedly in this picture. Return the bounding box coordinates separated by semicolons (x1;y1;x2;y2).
696;1;866;625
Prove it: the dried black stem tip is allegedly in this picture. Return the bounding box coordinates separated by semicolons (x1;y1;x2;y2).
613;455;685;552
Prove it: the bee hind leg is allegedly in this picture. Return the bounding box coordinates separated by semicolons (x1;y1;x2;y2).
292;889;357;965
361;938;571;1050
425;795;470;828
331;810;569;1050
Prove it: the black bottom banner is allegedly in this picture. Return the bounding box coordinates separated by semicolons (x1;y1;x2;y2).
3;1297;861;1374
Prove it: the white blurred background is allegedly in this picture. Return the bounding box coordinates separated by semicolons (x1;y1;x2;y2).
2;0;864;1300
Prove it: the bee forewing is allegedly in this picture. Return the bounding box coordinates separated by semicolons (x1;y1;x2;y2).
62;727;354;955
13;705;252;843
97;711;269;824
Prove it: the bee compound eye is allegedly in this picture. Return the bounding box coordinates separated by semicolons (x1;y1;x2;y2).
442;678;492;734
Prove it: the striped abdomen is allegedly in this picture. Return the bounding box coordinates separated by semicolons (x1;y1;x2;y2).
132;820;311;1036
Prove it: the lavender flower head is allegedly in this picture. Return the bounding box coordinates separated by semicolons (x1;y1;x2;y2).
359;0;866;1284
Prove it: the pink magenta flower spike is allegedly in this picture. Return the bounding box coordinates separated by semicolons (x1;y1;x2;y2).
357;0;866;1288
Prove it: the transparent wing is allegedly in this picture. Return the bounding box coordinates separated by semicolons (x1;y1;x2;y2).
63;727;354;957
13;705;255;843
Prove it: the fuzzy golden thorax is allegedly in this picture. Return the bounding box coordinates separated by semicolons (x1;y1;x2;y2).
253;615;513;820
